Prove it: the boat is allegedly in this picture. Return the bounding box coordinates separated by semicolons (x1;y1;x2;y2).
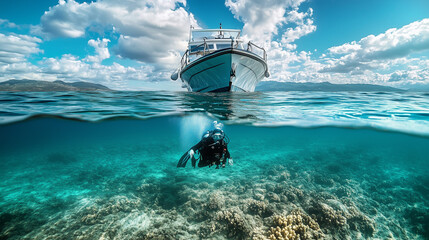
171;25;269;92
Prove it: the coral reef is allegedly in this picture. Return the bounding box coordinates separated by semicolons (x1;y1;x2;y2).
268;210;322;240
307;201;347;228
246;199;273;217
0;132;427;240
207;192;225;210
216;208;250;239
79;196;141;225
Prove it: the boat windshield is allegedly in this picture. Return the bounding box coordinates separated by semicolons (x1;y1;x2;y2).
189;44;214;53
190;29;240;42
180;28;265;69
216;44;233;50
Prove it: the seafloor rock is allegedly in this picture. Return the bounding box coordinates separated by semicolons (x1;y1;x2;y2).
216;208;250;239
136;228;179;240
245;199;273;217
404;207;429;239
80;196;141;225
206;192;225;210
250;227;269;240
313;173;336;187
278;185;305;203
348;214;376;237
307;200;347;228
335;185;353;198
267;192;281;202
0;210;46;239
305;198;376;238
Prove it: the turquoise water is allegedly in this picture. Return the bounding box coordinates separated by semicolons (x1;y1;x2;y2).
0;91;428;239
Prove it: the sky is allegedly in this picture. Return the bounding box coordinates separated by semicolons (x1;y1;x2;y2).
0;0;428;90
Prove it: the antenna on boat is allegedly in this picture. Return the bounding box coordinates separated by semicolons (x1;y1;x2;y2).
189;25;193;43
219;23;223;38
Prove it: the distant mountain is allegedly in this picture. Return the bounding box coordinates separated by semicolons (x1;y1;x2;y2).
405;85;429;92
0;79;111;92
256;81;403;92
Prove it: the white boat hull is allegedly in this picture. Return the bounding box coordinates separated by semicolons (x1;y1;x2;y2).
180;49;268;92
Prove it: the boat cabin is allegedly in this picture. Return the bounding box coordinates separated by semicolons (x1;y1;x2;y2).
187;29;244;61
177;26;267;72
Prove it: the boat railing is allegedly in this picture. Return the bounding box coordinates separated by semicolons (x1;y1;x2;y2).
180;41;210;69
180;39;266;70
247;41;267;61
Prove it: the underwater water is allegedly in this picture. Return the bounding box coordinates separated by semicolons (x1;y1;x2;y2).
0;91;428;239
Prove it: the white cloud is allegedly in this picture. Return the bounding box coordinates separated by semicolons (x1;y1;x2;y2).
33;0;92;38
0;52;165;90
0;62;40;75
281;8;316;45
387;60;429;89
262;17;429;90
39;54;157;89
0;19;18;28
328;41;361;55
225;0;307;44
84;38;110;63
0;33;42;64
322;18;429;73
0;34;177;90
33;0;197;68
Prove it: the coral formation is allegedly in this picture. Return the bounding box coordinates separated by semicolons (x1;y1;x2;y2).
216;208;250;239
80;196;141;225
307;201;347;227
207;192;225;210
268;210;322;240
246;199;273;217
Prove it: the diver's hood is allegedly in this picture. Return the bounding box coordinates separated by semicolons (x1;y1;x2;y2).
212;129;225;141
202;129;229;144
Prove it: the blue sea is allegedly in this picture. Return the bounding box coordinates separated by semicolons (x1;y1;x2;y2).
0;91;428;239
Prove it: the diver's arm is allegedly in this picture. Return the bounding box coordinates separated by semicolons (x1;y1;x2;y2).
221;147;230;168
189;139;207;167
192;132;211;151
225;148;233;166
189;142;200;162
225;148;230;159
221;158;226;168
190;140;204;152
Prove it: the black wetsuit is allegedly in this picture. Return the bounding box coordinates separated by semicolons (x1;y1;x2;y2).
191;134;230;168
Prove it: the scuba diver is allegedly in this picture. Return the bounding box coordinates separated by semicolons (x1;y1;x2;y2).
177;121;233;169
